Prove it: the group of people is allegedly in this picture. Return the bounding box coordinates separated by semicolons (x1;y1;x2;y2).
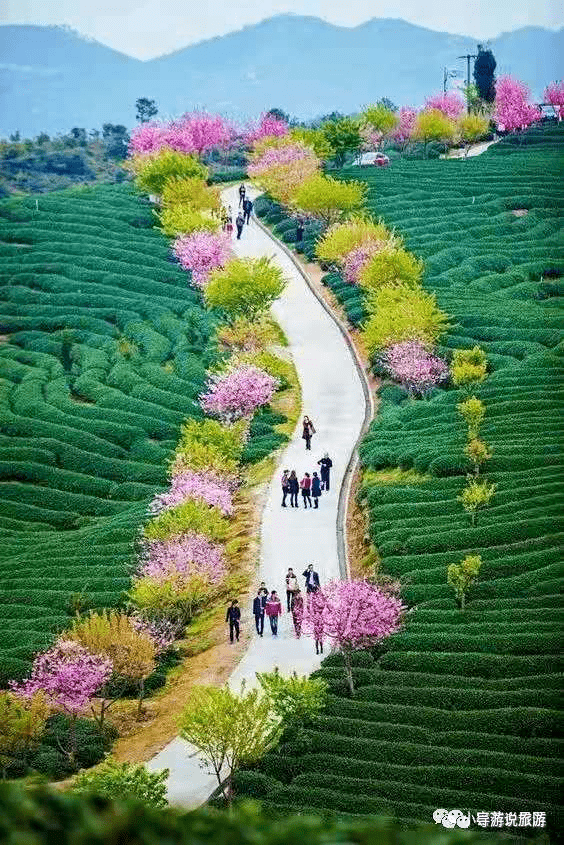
219;184;254;241
281;452;332;509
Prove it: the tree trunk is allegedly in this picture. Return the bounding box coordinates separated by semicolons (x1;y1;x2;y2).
343;650;355;696
136;678;145;720
69;714;77;766
460;592;466;611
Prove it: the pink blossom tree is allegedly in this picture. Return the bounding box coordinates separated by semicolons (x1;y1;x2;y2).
248;141;313;176
10;641;112;761
129;112;233;157
389;107;418;150
179;112;233;157
343;241;386;284
245;113;289;144
425;92;465;120
494;76;541;131
380;340;449;397
149;469;235;516
300;580;405;694
544;81;564;120
173;231;232;288
139;533;227;585
199;364;278;422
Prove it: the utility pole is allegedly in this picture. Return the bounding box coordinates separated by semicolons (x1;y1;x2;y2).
458;53;477;110
443;66;458;93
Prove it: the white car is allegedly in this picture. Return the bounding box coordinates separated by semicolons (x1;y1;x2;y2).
357;151;390;167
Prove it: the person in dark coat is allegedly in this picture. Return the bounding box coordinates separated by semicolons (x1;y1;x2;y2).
238;183;246;207
318;453;333;491
225;599;241;642
311;472;322;508
236;212;245;240
302;416;315;450
303;564;320;593
296;216;305;242
281;469;290;507
288;470;299;508
252;589;265;636
243;197;253;224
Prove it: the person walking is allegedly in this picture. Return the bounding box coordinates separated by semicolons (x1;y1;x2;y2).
296;216;305;243
302;416;315;451
291;588;304;638
311;472;322;508
285;567;299;611
225;599;241;643
288;470;299;508
303;563;320;593
252;589;265;636
238;183;246;207
310;585;325;654
243;197;253;224
318;453;333;491
265;590;282;636
235;212;245;240
300;472;312;508
281;469;290;507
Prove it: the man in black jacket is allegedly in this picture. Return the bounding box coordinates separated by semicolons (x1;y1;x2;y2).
243;197;253;224
252;590;265;636
303;564;320;593
226;599;241;642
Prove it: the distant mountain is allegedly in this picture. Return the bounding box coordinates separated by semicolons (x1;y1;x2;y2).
1;17;562;136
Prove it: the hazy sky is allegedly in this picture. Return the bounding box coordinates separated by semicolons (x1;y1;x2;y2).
2;0;562;59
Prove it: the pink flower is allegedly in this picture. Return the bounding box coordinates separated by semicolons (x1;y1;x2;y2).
130;614;181;653
129;112;233;157
544;81;564;119
173;231;232;287
245;113;289;143
380;340;449;397
360;126;383;151
343;242;386;284
390;107;418;144
199;364;278;421
425;92;465;120
494;76;541;131
10;641;112;716
248;142;316;176
139;533;226;585
149;470;235;516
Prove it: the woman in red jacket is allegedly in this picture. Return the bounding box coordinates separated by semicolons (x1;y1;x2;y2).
265;590;282;636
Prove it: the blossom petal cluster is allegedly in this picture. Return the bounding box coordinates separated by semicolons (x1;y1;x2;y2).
301;580;405;648
544;81;564;119
10;640;112;716
139;533;227;585
425;92;465;120
381;340;449;396
173;231;232;287
389;107;418;144
199;364;278;421
149;469;235;516
248;142;316;176
129;112;232;157
343;241;386;284
130;614;181;654
244;113;289;143
494;76;541;131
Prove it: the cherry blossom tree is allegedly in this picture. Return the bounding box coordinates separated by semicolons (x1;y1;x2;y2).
380;340;449;397
389;107;418;150
129;112;232;157
301;580;405;694
200;364;278;421
173;231;232;288
494;76;541;132
10;641;112;762
425;92;465;120
544;81;564;120
149;469;235;516
342;241;386;284
245;113;289;144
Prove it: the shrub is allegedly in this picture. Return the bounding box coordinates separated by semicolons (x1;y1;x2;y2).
199;364;279;422
172;231;232;287
130;150;208;195
158;206;220;237
451;346;488;388
458;478;496;526
216;316;279;353
204;257;286;319
464;438;491;474
144;499;227;542
129;573;215;625
447;554;483;610
256;669;328;728
456;396;486;439
362;284;450;355
358;248;424;291
292;174;367;226
161;177;220;213
0;691;49;776
315;217;392;265
171;418;246;476
379;341;449;397
71;759;169;808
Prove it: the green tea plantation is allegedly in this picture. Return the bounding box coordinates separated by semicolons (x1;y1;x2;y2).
235;127;564;836
0;183;222;684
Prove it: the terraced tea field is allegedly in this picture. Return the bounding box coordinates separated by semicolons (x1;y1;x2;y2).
0;183;223;683
236;130;564;833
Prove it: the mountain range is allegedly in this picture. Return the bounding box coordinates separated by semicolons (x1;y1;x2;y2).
1;15;562;137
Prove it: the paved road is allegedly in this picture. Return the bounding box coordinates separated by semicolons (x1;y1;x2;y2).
146;185;367;806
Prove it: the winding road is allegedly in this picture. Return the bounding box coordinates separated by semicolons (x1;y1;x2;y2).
146;185;367;806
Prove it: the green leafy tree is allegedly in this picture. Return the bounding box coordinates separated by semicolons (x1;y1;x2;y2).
135;98;158;123
291;174;366;225
458;478;496;526
362;283;450;355
458;113;490;155
72;760;168;807
265;107;289;123
358;247;424;291
447;555;483;610
0;692;49;778
473;45;497;103
178;683;282;802
289;127;334;160
412;109;456;156
362;104;398;135
131;149;208;195
464;438;492;475
451;346;488;389
456;395;486;439
256;669;327;727
321;117;362;167
204;257;286;320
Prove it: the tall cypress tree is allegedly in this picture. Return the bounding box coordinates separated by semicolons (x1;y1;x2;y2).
473;44;497;102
